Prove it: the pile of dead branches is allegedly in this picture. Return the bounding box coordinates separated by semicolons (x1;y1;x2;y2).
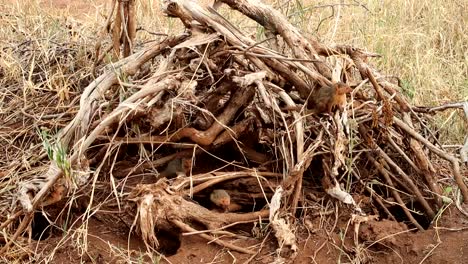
2;0;467;259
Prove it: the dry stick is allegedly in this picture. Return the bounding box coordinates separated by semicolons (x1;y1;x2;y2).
266;83;302;172
76;76;180;161
107;115;254;151
182;220;263;236
324;44;380;58
413;101;468;164
387;136;422;174
262;58;311;99
140;85;255;146
121;0;130;57
237;145;270;164
365;186;397;221
376;71;412;113
219;0;331;78
209;7;292;85
393;117;468;202
133;180;274;249
388;132;441;200
242;54;278;84
385;165;416;196
237;46;331;88
207;5;290;75
0;211;26;253
175;2;249;51
63;34;188;147
94;45;114;67
254;78;272;107
173;171;281;191
242;232;271;264
358;125;435;218
369;64;445;183
126;0;137;57
376;147;435;218
418;242;441;264
351;169;398;221
171;219;255;254
409;137;443;207
413;102;468;118
112;0;122;60
193;80;234;129
463;136;468;165
187;171;280;194
283;131;324;192
378;80;411;113
401;112;443;207
5;36;187;237
355;150;412;195
434;226;468;231
212;119;271;164
94;0;117;66
370;77;442;146
235;47;332;87
268;83;303;173
43;77;178;208
355;56;410;112
238;47;278;80
250;3;328;87
170;0;318;98
366;56;444;201
366;67;387;103
275;88;305;212
0;213;33;254
210;230;248;240
330;59;347;177
408;107;443;148
367;154;424;231
235;51;322;63
289;60;331;87
349;53;409;130
0;211;22;231
211;117;254;146
377;75;445;156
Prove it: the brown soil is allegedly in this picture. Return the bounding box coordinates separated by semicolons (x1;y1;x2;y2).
27;208;468;263
5;1;468;263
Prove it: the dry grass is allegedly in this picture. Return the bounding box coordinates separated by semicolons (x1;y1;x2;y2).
229;0;467;143
290;0;468;144
1;0;465;143
0;0;466;262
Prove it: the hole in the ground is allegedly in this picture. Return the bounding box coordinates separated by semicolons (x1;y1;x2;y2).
386;201;432;230
306;156;326;187
192;190;269;213
30;212;52;241
154;228;181;256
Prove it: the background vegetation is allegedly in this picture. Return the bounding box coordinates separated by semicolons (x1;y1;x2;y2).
1;0;465;146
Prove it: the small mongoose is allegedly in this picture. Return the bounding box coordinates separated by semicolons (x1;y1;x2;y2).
283;82;353;114
158;158;186;179
313;82;353;114
210;189;231;210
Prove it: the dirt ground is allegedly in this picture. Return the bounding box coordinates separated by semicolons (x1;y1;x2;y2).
28;207;468;263
4;1;468;263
